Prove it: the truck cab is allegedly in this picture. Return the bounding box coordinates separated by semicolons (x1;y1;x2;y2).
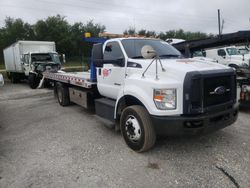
205;46;250;68
93;38;238;151
21;52;62;88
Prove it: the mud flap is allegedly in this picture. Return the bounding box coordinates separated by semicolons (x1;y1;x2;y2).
37;76;45;89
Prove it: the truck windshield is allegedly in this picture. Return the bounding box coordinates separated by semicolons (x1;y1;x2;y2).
31;53;61;64
121;39;181;59
226;48;239;56
51;53;61;64
192;50;206;57
238;48;249;55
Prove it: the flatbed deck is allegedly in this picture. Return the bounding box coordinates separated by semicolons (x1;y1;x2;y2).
43;71;96;88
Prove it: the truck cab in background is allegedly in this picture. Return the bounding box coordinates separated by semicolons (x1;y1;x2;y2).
236;45;250;56
205;46;250;68
21;52;62;88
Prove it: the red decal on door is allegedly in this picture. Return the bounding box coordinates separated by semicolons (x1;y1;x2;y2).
103;69;111;77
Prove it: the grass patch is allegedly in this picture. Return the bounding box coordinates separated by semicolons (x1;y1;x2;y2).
63;67;86;72
0;63;5;70
63;61;83;67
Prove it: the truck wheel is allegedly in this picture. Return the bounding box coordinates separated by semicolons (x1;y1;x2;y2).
28;74;40;89
10;73;20;83
120;105;156;152
56;82;70;106
6;72;11;79
229;64;239;70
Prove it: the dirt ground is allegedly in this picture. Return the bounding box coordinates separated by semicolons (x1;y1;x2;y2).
0;82;249;188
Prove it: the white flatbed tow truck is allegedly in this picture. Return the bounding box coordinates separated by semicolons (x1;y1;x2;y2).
43;37;238;152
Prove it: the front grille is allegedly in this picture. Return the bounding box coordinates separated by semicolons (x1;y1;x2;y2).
203;76;232;107
183;70;236;114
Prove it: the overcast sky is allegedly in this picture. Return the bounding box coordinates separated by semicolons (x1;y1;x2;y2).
0;0;249;34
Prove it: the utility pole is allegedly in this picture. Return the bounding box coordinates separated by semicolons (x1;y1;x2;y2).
218;9;221;37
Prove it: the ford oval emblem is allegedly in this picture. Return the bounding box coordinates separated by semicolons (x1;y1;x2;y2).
214;86;226;95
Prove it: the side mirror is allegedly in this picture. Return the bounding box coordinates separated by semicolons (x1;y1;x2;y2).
105;45;112;52
0;74;4;86
62;54;66;63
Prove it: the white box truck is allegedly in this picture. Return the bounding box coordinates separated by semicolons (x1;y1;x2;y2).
3;41;62;88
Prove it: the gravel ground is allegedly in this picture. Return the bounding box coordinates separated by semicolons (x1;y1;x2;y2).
0;81;249;188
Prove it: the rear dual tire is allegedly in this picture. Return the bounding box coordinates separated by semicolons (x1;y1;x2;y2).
55;82;70;106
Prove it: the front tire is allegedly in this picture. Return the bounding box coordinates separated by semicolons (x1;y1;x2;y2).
6;72;11;79
120;105;156;152
28;74;40;89
10;73;20;83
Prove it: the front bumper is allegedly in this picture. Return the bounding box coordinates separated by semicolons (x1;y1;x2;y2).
151;105;238;136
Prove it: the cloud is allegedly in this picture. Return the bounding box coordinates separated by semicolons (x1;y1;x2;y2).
0;0;249;34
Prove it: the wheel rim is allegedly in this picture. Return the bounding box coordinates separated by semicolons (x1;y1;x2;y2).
57;89;63;103
125;115;141;142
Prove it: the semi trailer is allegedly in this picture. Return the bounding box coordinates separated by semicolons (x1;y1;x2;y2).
3;41;63;88
43;37;238;152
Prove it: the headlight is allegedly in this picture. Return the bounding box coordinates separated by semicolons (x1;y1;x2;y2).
153;89;176;110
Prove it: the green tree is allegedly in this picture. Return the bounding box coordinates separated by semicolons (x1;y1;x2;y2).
34;15;71;56
0;17;34;62
146;30;156;37
138;29;146;36
83;20;105;37
124;27;136;35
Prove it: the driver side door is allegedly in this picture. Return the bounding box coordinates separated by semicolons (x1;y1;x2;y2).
217;49;227;65
97;41;125;100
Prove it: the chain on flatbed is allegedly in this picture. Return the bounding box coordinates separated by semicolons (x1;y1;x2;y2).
43;71;96;89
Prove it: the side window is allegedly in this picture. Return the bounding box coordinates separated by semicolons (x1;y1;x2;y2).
217;49;226;56
103;42;124;61
23;54;29;64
